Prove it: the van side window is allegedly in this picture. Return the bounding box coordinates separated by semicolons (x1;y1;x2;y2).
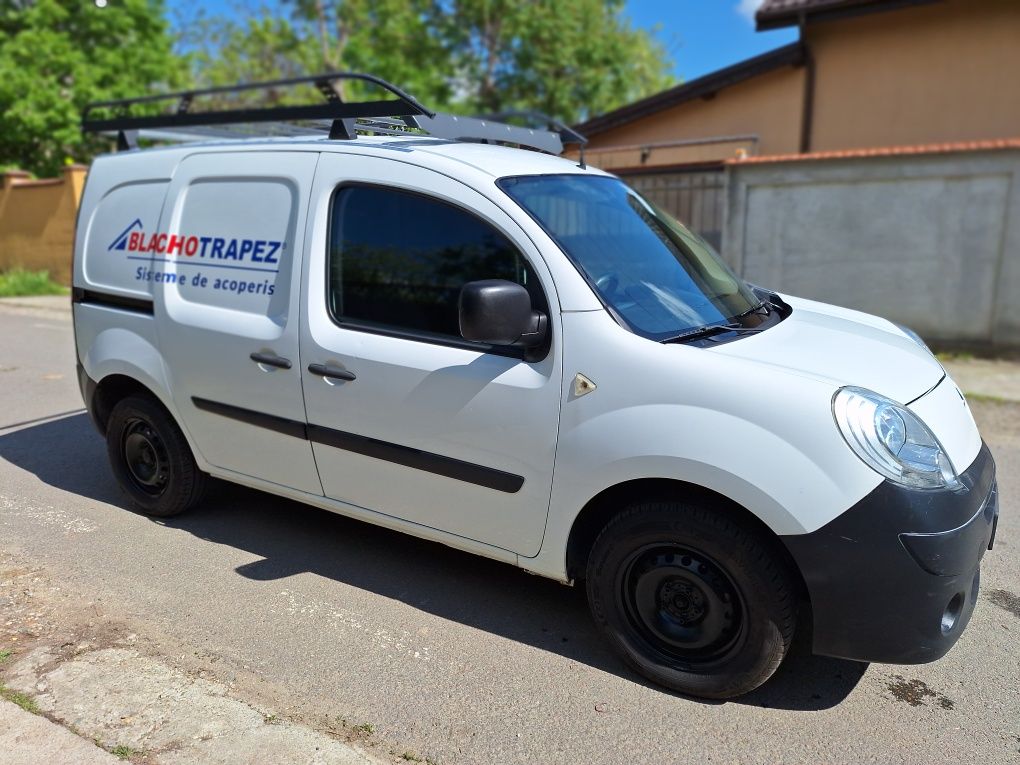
328;185;545;340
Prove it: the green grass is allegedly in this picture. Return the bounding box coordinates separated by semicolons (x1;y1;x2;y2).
0;649;12;663
0;683;39;714
352;722;375;735
936;350;974;362
963;391;1011;405
401;753;422;762
0;268;68;298
110;744;141;760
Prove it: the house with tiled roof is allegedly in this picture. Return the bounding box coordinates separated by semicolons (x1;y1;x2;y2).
575;0;1019;170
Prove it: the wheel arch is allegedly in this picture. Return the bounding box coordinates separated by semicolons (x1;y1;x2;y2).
565;478;808;603
90;373;165;434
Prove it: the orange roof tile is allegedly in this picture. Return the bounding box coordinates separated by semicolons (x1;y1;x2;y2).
726;137;1020;164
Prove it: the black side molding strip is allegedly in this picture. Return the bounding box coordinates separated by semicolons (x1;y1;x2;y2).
306;424;524;494
189;397;524;494
73;287;154;315
192;397;308;440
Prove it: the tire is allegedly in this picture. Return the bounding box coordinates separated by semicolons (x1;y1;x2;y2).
106;395;207;517
586;501;796;699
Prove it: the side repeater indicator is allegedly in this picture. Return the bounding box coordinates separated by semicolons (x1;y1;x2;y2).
573;373;597;398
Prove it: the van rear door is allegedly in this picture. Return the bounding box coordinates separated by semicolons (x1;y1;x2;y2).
152;151;322;494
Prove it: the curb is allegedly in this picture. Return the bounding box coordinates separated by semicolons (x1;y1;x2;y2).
0;699;119;764
0;295;72;314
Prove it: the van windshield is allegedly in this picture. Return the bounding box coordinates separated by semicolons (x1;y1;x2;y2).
498;174;760;341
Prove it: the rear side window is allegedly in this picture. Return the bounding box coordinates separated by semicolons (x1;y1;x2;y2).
328;185;545;340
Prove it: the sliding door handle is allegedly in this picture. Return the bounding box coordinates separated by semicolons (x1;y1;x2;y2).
308;363;357;382
250;352;292;370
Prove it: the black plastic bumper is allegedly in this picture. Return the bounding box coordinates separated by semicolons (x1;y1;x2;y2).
76;361;102;434
782;443;998;664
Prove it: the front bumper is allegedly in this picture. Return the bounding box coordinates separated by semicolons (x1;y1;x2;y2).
782;443;997;664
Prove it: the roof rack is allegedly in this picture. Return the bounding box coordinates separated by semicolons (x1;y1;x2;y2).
81;72;586;161
479;110;589;167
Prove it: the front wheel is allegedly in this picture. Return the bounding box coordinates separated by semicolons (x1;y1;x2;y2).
106;395;207;517
586;501;796;699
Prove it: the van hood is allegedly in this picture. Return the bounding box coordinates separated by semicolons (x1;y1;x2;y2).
707;294;944;403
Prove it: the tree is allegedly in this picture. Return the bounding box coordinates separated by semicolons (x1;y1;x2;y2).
186;13;319;96
451;0;674;121
0;0;183;177
283;0;455;106
279;0;674;123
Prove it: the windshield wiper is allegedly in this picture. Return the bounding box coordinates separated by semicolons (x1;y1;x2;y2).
661;322;766;344
734;300;770;319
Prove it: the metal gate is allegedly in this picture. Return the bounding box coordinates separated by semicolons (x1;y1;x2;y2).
622;167;726;251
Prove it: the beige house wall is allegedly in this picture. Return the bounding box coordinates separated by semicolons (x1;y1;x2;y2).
807;0;1020;152
0;165;87;285
580;0;1020;170
579;66;805;170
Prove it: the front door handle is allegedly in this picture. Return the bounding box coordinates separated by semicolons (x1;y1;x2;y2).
308;363;357;382
250;352;292;370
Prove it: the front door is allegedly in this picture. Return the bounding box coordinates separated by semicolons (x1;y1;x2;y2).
300;153;562;556
154;151;323;494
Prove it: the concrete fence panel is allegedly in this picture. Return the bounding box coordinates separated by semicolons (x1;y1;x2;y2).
723;149;1020;347
0;165;87;285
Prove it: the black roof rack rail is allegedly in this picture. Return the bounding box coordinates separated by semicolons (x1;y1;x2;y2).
82;72;586;161
82;72;434;150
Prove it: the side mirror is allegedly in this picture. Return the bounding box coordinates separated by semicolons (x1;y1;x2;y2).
459;279;548;348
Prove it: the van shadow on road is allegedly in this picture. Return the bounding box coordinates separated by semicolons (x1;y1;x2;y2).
0;412;868;711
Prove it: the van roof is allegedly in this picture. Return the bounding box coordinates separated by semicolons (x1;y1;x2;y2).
96;133;607;181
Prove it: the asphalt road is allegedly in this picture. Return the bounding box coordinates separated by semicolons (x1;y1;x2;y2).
1;302;1018;764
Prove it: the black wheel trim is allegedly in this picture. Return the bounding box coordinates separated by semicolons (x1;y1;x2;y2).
617;543;748;672
122;417;170;497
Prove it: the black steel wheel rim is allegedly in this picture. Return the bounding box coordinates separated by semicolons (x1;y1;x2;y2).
122;417;169;497
618;543;746;669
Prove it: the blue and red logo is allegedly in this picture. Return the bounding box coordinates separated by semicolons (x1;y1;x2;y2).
108;219;282;265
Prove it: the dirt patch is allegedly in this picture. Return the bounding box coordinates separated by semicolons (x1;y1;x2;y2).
0;552;403;764
886;675;955;710
986;589;1020;620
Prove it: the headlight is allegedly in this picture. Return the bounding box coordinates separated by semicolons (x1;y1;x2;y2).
832;386;962;491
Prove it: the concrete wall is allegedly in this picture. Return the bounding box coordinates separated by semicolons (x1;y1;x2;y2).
807;0;1020;152
723;148;1020;347
0;165;87;285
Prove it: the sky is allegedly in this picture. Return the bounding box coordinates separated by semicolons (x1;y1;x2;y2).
627;0;798;80
171;0;799;83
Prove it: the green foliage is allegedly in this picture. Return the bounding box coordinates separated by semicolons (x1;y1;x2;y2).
1;1;673;176
0;268;68;297
0;0;184;177
110;744;141;760
448;0;675;121
186;11;319;101
273;0;675;122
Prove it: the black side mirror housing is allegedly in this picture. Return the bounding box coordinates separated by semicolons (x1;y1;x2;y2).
459;279;548;348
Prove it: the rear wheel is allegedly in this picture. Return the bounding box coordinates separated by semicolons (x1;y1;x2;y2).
106;395;207;517
586;501;796;699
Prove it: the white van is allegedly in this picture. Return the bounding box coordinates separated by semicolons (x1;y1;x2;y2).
72;74;998;699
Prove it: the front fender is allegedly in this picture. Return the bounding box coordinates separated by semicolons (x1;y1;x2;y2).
528;401;882;581
522;310;883;581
